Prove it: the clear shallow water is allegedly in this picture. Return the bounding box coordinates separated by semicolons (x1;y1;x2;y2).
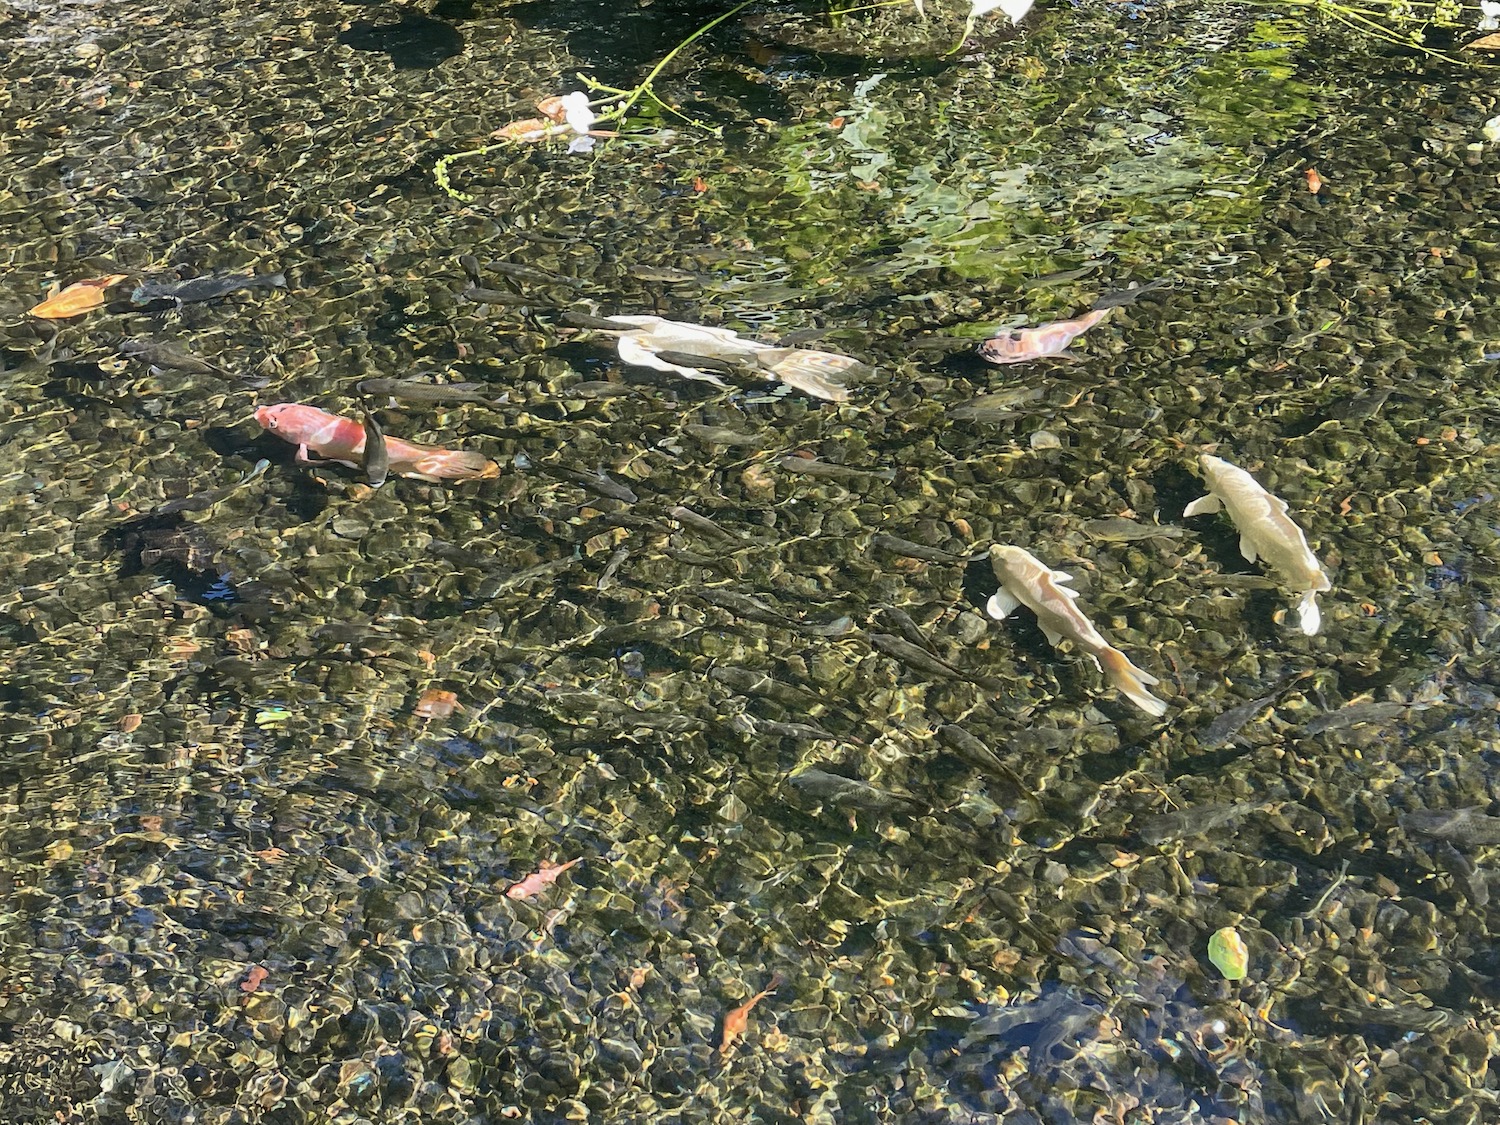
2;0;1499;1121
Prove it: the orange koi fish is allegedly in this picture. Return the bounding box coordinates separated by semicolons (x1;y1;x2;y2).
505;857;582;900
28;274;129;319
977;308;1111;365
255;403;498;482
719;972;783;1058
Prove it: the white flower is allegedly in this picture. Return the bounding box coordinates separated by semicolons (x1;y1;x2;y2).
559;92;596;136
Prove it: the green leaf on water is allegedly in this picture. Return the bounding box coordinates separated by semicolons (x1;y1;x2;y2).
1208;926;1250;980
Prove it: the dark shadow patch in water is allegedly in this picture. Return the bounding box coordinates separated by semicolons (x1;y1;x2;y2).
338;15;464;70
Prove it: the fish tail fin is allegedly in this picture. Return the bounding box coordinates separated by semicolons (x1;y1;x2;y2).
1098;647;1168;718
404;449;499;481
1297;590;1322;636
267;273;288;288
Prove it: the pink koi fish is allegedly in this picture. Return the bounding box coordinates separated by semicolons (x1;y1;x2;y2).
977;307;1112;365
255;403;498;482
505;857;582;900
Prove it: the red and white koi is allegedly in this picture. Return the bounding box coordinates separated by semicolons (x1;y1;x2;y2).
977;308;1111;365
254;403;498;482
505;857;582;900
987;545;1168;717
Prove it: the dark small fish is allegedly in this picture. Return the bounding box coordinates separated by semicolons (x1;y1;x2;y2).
653;350;740;376
1088;278;1172;311
709;666;822;708
950;388;1047;422
778;457;895;484
870;633;1005;693
461;285;533;307
356;378;504;406
1401;807;1500;847
1320;1004;1465;1032
118;339;220;375
1303;701;1406;735
876;606;938;653
1020;261;1107;290
1324;387;1391;423
362;410;389;488
561;310;630;331
149;460;270;517
1199;691;1281;749
870;533;968;565
627;264;705;283
729;715;844;742
565;381;638;399
683;423;764;449
131;272;287;306
550;465;638;504
670;505;737;542
484;260;588;289
1134;801;1261;846
698;587;793;626
1081;518;1184;543
459;254;484;285
596;546;630;590
787;769;922;814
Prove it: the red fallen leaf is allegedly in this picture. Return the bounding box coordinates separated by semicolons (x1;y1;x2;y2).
241;965;269;993
1305;168;1323;194
693;177;708;192
414;689;463;719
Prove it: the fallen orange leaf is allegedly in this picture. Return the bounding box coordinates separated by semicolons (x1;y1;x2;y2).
1305;168;1323;194
415;688;462;719
29;274;129;318
240;965;269;993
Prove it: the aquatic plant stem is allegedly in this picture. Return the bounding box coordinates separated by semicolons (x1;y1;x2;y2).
434;0;753;199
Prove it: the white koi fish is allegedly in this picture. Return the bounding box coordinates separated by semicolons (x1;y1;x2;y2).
987;545;1168;717
1183;454;1331;636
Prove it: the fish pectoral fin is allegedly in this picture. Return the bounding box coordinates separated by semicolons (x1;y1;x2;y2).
1239;535;1259;564
1183;494;1222;518
1041;627;1065;647
986;590;1021;620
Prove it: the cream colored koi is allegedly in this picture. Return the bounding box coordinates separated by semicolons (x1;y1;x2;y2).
986;545;1168;717
1183;454;1330;636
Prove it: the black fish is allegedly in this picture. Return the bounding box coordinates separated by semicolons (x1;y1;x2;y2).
870;533;969;565
484;260;587;289
362;410;389;489
118;339;221;375
869;633;1006;693
356;377;503;405
1134;801;1261;845
461;285;533;307
1401;807;1500;847
549;464;638;504
149;460;271;517
132;272;286;306
786;769;922;814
